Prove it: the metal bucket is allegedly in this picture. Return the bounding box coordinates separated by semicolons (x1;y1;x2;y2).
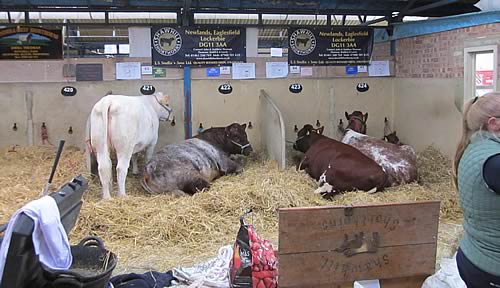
43;236;117;288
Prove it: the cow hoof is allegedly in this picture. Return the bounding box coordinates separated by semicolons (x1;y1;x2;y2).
320;192;336;200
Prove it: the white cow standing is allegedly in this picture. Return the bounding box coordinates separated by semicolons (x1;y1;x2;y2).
86;92;174;199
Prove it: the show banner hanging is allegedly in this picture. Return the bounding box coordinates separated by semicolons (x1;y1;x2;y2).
0;26;62;60
151;26;246;67
288;27;373;66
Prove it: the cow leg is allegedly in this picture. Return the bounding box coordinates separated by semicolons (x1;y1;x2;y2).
219;155;243;174
145;144;155;163
131;153;139;175
297;156;308;171
96;153;112;200
170;190;190;197
314;171;336;196
116;150;133;198
181;176;210;195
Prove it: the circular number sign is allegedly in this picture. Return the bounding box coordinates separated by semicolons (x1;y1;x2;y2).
356;83;369;92
218;83;233;95
61;86;77;97
289;83;303;94
140;85;156;95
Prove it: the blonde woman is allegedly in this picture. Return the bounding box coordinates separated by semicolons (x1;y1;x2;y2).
454;92;500;287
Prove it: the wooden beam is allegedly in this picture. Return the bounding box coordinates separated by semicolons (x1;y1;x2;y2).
361;16;388;26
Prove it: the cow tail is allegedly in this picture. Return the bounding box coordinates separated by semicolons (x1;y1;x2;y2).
85;114;98;175
90;100;112;164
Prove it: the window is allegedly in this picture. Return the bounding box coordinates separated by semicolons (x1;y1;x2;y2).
475;52;495;97
464;45;498;101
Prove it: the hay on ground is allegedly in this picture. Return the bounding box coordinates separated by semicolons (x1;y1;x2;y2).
0;144;462;274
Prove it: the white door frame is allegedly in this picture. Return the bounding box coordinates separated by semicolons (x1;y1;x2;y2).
464;45;498;102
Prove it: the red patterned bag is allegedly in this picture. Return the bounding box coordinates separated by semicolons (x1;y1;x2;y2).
229;212;278;288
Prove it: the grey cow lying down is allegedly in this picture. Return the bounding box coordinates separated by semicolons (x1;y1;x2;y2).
141;123;253;196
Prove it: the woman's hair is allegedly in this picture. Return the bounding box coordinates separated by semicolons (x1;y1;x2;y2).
453;92;500;188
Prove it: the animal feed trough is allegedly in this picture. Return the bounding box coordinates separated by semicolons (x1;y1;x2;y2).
278;201;440;288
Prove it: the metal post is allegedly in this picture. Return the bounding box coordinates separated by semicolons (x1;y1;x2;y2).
387;27;396;57
184;65;192;139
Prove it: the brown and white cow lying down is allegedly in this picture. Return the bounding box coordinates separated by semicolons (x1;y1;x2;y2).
141;123;253;196
339;112;418;186
293;124;388;198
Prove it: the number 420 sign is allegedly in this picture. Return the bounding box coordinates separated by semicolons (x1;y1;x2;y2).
61;86;77;96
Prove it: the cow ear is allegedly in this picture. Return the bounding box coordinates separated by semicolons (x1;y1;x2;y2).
241;123;247;130
364;112;368;122
345;111;349;120
393;131;397;136
317;126;324;135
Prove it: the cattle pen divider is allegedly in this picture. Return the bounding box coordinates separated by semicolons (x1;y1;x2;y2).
259;89;286;170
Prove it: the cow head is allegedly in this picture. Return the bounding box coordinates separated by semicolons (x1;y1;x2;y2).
384;131;401;145
154;92;175;122
224;123;253;156
345;110;368;134
293;124;324;153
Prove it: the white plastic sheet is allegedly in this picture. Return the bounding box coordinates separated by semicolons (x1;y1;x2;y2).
421;253;466;288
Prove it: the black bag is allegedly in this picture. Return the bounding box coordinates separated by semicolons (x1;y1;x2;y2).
43;236;117;288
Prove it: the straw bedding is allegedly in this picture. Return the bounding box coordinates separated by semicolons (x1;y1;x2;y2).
0;144;462;274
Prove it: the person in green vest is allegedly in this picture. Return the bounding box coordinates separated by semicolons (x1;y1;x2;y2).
453;92;500;287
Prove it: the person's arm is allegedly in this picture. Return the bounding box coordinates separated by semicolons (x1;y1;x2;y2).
483;153;500;195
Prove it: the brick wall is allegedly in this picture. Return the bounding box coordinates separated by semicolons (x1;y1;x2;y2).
396;23;500;78
373;41;391;59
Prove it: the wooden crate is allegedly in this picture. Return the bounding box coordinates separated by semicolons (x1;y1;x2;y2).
278;201;440;287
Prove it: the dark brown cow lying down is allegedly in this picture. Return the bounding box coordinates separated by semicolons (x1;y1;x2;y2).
141;123;252;196
293;124;388;197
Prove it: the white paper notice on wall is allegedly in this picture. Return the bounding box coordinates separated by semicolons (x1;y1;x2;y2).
119;44;130;54
266;62;288;78
368;61;390;77
353;279;380;288
270;48;283;57
141;65;153;75
358;65;368;73
220;66;231;75
104;44;117;54
301;67;313;77
290;66;300;74
116;62;141;80
232;63;256;80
